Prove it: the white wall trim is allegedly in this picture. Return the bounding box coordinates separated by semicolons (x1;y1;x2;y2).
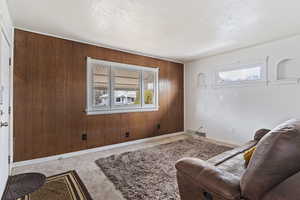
14;26;183;64
9;29;14;172
203;136;239;148
12;131;185;167
86;107;159;115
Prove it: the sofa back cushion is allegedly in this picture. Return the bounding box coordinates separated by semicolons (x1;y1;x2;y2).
240;119;300;200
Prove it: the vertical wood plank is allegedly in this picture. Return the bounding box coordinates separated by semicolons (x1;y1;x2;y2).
68;42;87;152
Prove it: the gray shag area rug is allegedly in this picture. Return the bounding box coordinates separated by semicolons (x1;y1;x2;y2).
96;136;232;200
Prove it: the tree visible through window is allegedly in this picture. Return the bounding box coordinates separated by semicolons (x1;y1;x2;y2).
143;71;155;105
216;63;266;86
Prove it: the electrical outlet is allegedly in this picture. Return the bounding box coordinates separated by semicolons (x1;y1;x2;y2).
157;124;161;129
81;133;87;141
125;132;130;138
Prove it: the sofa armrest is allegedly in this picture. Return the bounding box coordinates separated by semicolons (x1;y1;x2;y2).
254;128;271;141
176;158;241;200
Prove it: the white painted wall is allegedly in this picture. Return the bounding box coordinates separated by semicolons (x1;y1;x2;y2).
185;35;300;145
0;0;12;42
0;0;12;197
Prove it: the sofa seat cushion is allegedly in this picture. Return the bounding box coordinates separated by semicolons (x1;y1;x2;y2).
216;153;247;177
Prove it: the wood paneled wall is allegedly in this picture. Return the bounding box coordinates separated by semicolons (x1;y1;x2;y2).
13;29;184;162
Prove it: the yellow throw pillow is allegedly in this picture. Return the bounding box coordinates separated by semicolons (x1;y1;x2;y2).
244;146;256;164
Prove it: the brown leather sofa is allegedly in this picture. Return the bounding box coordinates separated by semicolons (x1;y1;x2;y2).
176;119;300;200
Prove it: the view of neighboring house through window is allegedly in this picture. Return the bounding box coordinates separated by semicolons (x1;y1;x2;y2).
112;68;141;107
87;57;159;114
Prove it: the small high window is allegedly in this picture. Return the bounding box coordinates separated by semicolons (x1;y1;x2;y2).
86;57;159;115
215;62;266;86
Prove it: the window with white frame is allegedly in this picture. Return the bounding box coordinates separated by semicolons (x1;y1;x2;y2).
86;57;159;114
215;62;267;86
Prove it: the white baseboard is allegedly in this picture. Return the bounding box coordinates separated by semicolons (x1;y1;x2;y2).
203;137;239;148
12;132;185;167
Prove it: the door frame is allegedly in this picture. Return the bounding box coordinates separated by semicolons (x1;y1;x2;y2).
0;22;13;173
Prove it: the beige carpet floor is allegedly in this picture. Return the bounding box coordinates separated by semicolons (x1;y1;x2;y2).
12;133;235;200
96;137;232;200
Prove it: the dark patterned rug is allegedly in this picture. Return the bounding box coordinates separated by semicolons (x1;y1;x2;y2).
18;171;92;200
96;136;232;200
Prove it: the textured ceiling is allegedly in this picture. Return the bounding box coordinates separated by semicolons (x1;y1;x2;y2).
8;0;300;62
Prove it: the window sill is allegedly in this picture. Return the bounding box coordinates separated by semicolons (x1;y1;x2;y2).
86;107;159;115
269;79;300;86
213;80;268;88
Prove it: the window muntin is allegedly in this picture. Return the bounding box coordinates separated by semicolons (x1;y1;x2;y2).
86;57;159;115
